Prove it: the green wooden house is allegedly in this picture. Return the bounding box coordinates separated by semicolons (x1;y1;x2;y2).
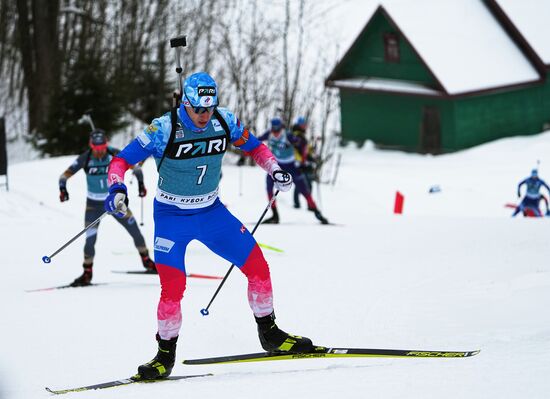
325;0;550;153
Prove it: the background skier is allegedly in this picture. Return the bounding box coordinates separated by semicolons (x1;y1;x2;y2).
257;117;328;224
58;129;155;286
512;168;550;217
291;116;318;209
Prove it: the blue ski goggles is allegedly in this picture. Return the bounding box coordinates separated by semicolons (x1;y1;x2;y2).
191;106;216;114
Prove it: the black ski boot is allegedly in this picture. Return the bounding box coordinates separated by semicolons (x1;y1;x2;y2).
309;207;329;225
141;252;157;274
70;265;93;287
262;207;280;224
255;312;313;353
135;334;178;380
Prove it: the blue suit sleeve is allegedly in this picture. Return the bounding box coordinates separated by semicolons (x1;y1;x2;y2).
216;107;261;152
286;132;299;145
117;140;152;165
239;134;261;152
67;152;88;174
117;115;171;165
256;131;270;141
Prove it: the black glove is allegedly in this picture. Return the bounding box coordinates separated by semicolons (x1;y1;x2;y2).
138;182;147;197
59;187;69;202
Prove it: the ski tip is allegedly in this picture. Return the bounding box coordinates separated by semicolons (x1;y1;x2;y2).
469;350;481;356
42;256;51;264
45;387;61;394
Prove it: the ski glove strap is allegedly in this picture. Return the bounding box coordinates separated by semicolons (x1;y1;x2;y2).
271;169;293;192
104;183;129;218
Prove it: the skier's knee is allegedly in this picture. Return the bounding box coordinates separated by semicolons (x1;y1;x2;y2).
157;264;187;302
240;244;270;281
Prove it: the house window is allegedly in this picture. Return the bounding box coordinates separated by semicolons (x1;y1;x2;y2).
384;33;400;63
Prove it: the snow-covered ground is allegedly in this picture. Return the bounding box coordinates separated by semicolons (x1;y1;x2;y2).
1;132;550;398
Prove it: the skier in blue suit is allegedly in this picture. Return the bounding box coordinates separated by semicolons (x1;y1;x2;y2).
104;72;314;380
257;117;328;224
512;169;550;217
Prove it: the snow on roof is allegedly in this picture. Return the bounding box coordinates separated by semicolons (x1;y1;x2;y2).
330;0;542;95
380;0;541;95
495;0;550;65
331;77;442;96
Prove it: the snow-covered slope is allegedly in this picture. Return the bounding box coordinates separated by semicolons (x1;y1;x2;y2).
1;132;549;398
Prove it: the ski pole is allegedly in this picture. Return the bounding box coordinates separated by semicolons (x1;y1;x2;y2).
200;190;279;316
140;196;144;226
238;165;243;196
42;209;114;264
316;177;323;209
331;153;342;186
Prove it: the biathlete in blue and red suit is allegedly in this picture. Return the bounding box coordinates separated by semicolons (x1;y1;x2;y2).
104;72;314;380
257;117;328;224
512;169;550;217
